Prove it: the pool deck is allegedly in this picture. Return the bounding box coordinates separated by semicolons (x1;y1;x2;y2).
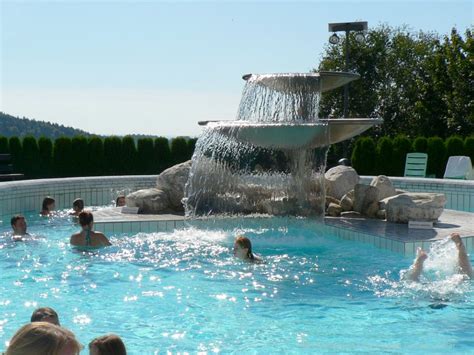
94;208;474;255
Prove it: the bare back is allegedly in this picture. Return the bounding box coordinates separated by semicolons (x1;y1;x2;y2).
70;230;111;248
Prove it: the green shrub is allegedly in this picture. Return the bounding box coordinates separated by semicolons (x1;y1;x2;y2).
392;135;412;176
154;137;172;173
187;138;198;160
71;136;89;177
8;137;22;173
427;137;446;178
122;135;137;175
103;136;122;175
375;136;393;175
53;137;73;177
87;136;104;176
38;137;53;178
465;136;474;163
22;136;40;179
445;136;465;157
171;137;189;164
0;136;8;153
351;137;376;175
137;138;154;174
412;136;428;153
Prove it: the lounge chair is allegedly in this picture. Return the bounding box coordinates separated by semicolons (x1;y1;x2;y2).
404;153;428;178
443;156;473;180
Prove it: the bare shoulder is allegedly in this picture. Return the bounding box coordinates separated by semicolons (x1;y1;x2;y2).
95;232;112;246
70;232;81;244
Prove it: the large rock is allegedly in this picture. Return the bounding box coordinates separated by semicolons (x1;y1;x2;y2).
380;193;446;223
325;166;359;200
327;202;342;217
126;188;171;214
353;184;380;218
340;193;353;211
156;160;192;209
370;175;397;200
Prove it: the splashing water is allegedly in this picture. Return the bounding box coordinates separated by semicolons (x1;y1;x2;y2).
184;73;328;217
367;237;471;302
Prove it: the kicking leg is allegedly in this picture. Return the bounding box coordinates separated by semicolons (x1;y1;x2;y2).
451;233;473;279
407;248;428;282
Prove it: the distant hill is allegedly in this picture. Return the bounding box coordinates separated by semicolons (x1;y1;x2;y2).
0;112;188;140
0;112;91;139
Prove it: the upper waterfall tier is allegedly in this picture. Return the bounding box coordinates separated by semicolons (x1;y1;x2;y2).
242;71;360;93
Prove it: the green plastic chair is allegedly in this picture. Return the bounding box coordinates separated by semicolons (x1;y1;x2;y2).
404;153;428;177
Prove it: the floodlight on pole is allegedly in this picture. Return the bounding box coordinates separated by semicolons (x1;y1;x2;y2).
329;33;340;45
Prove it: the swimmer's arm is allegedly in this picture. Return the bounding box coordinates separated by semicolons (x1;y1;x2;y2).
457;244;473;278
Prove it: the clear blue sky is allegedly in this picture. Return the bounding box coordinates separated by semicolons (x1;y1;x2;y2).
1;0;472;137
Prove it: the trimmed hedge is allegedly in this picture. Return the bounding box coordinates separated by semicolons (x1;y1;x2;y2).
3;135;191;179
351;137;376;175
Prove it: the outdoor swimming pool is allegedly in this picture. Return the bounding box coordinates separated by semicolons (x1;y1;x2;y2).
1;212;473;353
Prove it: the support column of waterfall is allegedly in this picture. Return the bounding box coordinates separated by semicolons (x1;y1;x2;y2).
183;72;382;218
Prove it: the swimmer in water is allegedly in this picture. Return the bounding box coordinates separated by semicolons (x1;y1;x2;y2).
233;235;263;263
40;196;55;216
10;215;30;241
70;211;111;248
69;198;84;216
407;233;473;281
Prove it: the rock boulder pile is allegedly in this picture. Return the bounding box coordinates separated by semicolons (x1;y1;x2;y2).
324;166;446;223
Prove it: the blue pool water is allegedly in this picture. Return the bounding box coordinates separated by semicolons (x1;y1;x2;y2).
0;213;473;353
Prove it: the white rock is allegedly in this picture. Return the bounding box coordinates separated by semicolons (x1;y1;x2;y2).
340;194;353;211
327;202;342;217
370;175;397;200
126;188;170;214
353;184;380;218
380;193;446;223
156;160;192;209
325;166;359;200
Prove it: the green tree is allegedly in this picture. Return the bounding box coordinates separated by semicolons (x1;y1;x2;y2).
445;136;465;158
375;136;393;175
427;137;446;177
154;137;172;173
0;136;8;153
8;137;22;173
171;137;189;164
412;137;428;153
71;136;89;176
391;135;412;176
351;137;376;175
22;136;40;179
103;136;122;175
38;137;53;177
87;136;104;176
53;137;73;177
137;138;155;174
465;136;474;163
122;135;137;175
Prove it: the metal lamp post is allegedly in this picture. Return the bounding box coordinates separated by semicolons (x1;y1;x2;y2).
328;21;368;118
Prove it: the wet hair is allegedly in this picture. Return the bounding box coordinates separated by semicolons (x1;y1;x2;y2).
235;235;254;260
6;322;81;355
78;211;94;227
116;195;126;206
72;198;84;210
31;307;60;326
10;215;25;227
89;334;127;355
41;197;55;212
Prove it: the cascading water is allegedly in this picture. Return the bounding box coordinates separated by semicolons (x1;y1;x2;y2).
184;73;330;217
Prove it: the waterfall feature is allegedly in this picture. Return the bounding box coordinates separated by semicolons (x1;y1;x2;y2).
183;72;382;217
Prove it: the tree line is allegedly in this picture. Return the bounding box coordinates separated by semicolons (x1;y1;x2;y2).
0;135;197;179
346;135;474;177
318;25;473;140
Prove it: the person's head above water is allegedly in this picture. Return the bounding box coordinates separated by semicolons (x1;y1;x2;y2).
233;235;254;261
41;197;55;214
6;322;81;355
72;198;84;212
31;307;60;326
11;215;27;235
89;334;127;355
78;211;94;229
116;195;126;207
